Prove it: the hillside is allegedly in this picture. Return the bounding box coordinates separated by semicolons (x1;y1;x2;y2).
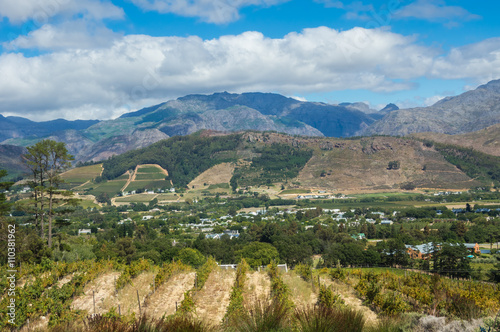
362;79;500;136
0;144;28;180
413;124;500;157
70;130;500;197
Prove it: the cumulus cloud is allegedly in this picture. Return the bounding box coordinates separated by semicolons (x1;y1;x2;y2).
130;0;288;24
0;0;123;24
431;37;500;82
395;0;480;24
0;26;499;120
5;20;121;51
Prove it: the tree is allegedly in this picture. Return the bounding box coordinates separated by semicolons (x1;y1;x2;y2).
388;160;400;170
175;248;206;268
488;254;500;283
433;243;472;279
237;242;279;268
24;140;73;247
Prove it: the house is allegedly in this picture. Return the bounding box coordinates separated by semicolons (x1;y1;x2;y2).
78;229;92;235
380;219;393;225
142;215;154;220
351;233;366;240
405;243;436;260
464;243;480;254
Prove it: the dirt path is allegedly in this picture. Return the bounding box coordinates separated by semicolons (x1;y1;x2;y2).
120;170;132;192
243;271;271;308
194;268;235;323
71;272;121;315
282;273;317;308
145;272;195;319
320;277;379;326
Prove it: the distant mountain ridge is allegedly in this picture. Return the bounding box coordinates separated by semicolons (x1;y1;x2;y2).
2;79;500;164
1;92;384;162
362;79;500;136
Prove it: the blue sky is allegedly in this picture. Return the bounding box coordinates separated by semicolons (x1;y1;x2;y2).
0;0;499;120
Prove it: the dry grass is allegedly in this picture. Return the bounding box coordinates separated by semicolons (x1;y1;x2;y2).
243;271;271;308
71;271;121;315
193;268;235;323
188;163;235;189
101;271;156;316
144;272;196;319
281;271;317;309
319;276;379;326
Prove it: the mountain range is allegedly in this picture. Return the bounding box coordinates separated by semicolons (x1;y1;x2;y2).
1;79;500;168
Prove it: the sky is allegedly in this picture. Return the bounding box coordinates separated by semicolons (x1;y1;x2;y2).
0;0;499;121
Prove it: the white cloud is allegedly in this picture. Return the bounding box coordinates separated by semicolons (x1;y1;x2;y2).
431;37;500;83
0;26;499;120
395;0;480;24
130;0;288;24
0;0;123;24
5;20;121;51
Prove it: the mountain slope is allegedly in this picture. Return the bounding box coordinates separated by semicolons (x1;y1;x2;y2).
92;131;491;193
0;144;28;180
0;114;98;142
413;124;500;157
362;79;500;136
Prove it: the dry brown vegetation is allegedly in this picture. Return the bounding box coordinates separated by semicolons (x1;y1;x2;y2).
71;271;121;315
144;272;196;319
188;162;235;189
194;268;235;323
414;123;500;157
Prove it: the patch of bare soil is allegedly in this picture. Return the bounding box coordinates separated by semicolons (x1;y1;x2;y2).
71;271;121;315
144;272;195;319
282;272;317;308
243;271;271;308
320;277;379;326
188;163;235;189
194;268;235;323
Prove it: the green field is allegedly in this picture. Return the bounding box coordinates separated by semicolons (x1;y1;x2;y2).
135;172;167;180
124;180;171;192
116;172;130;180
136;166;165;173
61;164;102;184
115;194;157;203
156;194;179;201
89;180;126;195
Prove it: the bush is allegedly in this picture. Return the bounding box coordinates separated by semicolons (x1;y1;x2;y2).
294;305;365;332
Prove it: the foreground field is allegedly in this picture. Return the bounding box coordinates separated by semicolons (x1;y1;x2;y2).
2;260;498;332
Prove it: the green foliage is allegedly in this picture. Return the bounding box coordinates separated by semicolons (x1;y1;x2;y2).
175;248;206;268
154;260;191;289
329;267;346;282
232;143;313;187
294;305;365;332
435;142;500;184
317;285;345;308
268;261;294;311
102;134;241;187
224;258;250;323
295;263;313;282
237;242;279;268
227;300;291;332
115;258;152;290
387;160;400;170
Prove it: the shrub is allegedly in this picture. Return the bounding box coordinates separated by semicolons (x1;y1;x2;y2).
294;305;365;332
